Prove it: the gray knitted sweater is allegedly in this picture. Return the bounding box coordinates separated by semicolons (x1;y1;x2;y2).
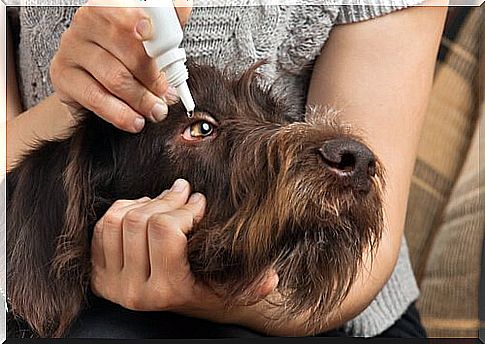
10;2;421;337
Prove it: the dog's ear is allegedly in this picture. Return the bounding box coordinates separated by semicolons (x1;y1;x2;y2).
7;124;99;337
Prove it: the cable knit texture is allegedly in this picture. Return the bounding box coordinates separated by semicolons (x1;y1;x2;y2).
13;2;421;337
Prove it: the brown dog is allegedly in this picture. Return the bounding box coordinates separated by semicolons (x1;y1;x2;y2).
6;62;384;338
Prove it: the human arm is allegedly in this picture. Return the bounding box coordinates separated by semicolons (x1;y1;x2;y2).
6;2;192;172
218;3;448;335
6;17;76;171
89;3;448;337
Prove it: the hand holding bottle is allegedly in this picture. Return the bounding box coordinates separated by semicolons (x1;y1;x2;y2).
49;0;193;133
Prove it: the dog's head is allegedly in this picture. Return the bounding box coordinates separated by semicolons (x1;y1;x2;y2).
7;62;384;337
96;62;385;324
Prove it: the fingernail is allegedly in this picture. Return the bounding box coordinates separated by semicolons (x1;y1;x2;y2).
135;19;152;40
151;101;168;122
134;116;145;132
171;179;188;192
188;193;203;204
164;86;180;105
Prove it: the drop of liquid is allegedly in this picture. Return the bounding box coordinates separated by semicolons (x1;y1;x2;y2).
187;111;194;118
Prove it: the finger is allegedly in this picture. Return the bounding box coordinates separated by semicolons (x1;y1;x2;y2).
174;0;193;27
237;269;279;306
95;31;166;98
179;192;206;229
121;207;151;281
53;65;146;133
118;180;191;248
102;198;151;272
147;194;205;280
75;41;168;122
119;181;189;280
254;269;279;299
75;7;167;97
91;218;106;269
147;210;193;281
132;179;191;216
92;199;136;270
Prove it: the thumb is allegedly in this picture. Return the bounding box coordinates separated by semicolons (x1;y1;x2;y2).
174;0;193;27
241;269;279;306
254;269;279;299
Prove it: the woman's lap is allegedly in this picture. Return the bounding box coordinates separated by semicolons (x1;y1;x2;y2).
67;296;426;339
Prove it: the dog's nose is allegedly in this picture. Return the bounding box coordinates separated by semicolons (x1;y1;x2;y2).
319;138;376;188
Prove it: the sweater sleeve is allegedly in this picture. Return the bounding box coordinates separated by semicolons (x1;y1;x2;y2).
335;0;425;24
343;238;420;337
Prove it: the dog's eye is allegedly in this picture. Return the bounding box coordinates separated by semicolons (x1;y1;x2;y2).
182;121;215;141
191;122;213;137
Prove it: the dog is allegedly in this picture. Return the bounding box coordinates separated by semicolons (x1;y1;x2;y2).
6;62;384;338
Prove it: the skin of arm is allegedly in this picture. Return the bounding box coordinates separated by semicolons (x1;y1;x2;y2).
6;2;193;172
202;4;448;336
6;19;75;170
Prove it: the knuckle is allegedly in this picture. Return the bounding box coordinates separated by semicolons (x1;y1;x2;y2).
124;209;148;229
137;89;153;114
49;60;64;90
108;67;134;94
159;192;183;205
148;214;187;242
112;199;132;208
148;286;174;310
157;296;177;310
83;83;106;113
148;214;175;232
93;220;104;238
61;28;77;48
49;55;61;77
103;209;125;229
122;285;143;310
72;6;91;26
90;272;107;297
152;76;168;98
111;104;135;129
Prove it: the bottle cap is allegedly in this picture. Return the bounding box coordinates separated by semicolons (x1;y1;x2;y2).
176;82;196;113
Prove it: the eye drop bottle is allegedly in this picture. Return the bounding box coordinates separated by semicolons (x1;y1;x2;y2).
142;0;195;115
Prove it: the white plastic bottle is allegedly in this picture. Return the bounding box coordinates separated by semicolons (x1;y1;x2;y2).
141;0;195;116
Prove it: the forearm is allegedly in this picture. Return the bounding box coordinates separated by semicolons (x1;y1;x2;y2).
207;4;447;337
218;232;396;336
7;17;76;171
7;94;75;171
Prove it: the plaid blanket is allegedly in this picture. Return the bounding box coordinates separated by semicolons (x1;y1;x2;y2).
404;7;484;338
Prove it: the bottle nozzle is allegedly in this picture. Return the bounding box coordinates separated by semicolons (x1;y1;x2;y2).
176;82;196;116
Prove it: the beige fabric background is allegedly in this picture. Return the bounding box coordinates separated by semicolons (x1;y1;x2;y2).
404;7;483;338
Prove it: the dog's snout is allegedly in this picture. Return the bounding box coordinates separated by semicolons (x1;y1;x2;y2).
319;138;376;191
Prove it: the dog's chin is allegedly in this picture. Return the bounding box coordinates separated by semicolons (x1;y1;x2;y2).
271;219;375;315
187;171;383;324
256;178;384;325
192;208;382;323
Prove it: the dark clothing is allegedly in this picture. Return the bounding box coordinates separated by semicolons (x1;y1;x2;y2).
320;303;427;338
66;295;427;339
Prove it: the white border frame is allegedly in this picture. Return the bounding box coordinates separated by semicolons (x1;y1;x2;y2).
1;1;482;342
1;0;7;341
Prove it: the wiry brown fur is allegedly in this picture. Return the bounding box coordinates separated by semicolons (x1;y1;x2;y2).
7;61;384;338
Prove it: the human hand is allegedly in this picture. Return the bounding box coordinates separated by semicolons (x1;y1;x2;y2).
90;179;279;316
50;0;193;133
